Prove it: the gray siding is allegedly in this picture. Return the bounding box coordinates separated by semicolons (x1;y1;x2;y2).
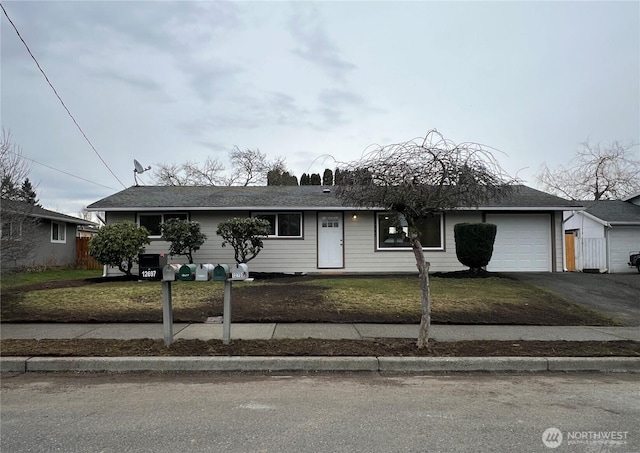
102;209;565;276
105;210;483;276
13;220;77;268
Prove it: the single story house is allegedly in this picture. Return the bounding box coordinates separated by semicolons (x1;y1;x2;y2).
87;184;580;276
563;192;640;273
1;199;98;269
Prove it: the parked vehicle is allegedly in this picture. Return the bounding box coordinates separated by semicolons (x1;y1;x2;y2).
629;251;640;273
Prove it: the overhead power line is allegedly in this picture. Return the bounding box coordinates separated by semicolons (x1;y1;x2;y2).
0;2;127;189
6;149;119;191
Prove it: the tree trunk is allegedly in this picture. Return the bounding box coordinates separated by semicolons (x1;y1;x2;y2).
412;238;431;349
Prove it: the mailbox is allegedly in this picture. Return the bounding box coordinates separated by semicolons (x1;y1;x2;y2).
139;253;168;281
195;263;215;281
178;263;197;281
231;263;249;281
162;263;181;281
213;264;230;281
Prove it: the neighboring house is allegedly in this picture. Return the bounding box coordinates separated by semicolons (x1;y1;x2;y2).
87;185;580;276
564;192;640;273
1;199;98;270
77;225;100;238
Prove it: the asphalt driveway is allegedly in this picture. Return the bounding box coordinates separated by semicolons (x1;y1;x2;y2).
505;272;640;326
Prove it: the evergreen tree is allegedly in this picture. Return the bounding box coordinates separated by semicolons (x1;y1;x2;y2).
334;168;343;185
300;173;310;186
309;173;321;185
322;168;334;186
267;169;299;186
20;178;39;206
1;175;20;200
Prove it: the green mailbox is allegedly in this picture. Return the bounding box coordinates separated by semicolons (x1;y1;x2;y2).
178;263;197;281
213;264;230;281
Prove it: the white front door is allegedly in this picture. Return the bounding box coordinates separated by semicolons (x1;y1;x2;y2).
318;212;344;268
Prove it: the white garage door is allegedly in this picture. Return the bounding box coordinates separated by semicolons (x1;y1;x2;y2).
609;226;640;273
486;214;552;272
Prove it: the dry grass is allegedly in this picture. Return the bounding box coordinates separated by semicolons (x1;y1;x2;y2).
0;275;620;326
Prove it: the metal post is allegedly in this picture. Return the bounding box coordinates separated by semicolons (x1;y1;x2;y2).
162;280;173;346
223;279;232;345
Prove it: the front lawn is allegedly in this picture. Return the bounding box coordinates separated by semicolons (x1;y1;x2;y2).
1;268;102;289
0;275;620;326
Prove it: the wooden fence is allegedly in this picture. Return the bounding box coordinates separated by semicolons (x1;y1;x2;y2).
76;237;102;270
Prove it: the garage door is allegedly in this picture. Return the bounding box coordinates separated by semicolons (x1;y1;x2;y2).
609;226;640;273
486;214;552;272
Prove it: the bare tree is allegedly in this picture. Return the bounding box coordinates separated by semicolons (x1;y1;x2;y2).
152;157;226;186
151;148;288;187
225;147;286;186
336;130;516;348
1;128;32;199
537;140;640;200
1;130;39;271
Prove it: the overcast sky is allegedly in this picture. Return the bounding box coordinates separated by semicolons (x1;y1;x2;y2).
2;0;639;216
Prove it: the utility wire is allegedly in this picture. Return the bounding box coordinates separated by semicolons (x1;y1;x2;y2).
6;149;119;191
0;2;127;189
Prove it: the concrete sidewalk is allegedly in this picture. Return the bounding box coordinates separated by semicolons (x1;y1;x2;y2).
3;323;639;374
2;322;639;342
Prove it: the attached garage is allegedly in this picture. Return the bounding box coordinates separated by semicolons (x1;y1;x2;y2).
486;214;552;272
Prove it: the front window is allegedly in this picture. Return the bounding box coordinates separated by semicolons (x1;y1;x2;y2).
377;213;443;250
138;213;188;237
51;221;66;243
254;212;302;238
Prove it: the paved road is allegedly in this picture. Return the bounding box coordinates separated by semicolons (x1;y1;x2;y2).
2;373;638;453
506;272;640;326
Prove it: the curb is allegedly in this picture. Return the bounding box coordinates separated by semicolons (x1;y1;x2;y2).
2;356;640;374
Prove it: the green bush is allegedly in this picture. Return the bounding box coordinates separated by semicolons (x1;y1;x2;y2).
216;217;271;264
454;223;497;273
89;221;150;275
160;218;207;264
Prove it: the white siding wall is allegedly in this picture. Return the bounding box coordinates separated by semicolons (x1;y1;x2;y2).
581;238;607;271
564;212;605;239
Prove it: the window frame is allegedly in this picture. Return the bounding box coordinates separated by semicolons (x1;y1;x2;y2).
252;212;303;239
137;212;189;238
376;212;444;251
51;221;66;243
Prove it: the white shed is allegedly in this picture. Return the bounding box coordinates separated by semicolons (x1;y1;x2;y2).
564;195;640;273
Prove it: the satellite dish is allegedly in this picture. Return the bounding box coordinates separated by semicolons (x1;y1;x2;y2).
134;159;145;173
133;159;151;186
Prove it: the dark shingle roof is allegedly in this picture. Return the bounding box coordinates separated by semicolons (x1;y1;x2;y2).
581;200;640;224
87;185;580;211
1;199;97;225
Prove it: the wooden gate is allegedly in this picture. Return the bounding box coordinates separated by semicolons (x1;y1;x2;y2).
76;237;102;270
565;232;576;272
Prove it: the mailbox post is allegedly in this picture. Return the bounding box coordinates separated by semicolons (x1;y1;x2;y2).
223;280;232;345
157;262;250;346
161;280;173;346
